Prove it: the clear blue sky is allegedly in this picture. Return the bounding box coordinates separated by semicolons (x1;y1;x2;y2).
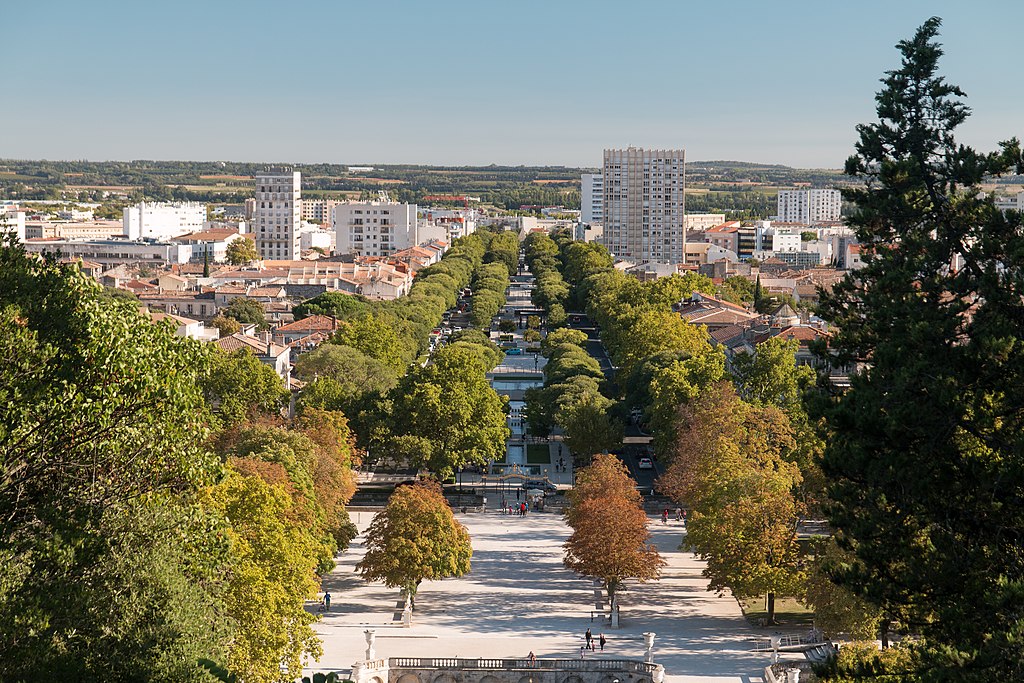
5;0;1022;169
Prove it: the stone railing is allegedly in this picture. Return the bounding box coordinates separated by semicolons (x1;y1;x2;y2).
390;658;658;673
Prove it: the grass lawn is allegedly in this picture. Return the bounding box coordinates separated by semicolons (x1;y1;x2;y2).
738;596;814;630
526;443;550;465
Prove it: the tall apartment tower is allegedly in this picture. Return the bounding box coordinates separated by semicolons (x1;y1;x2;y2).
581;173;604;224
776;189;842;224
254;169;301;260
602;148;686;264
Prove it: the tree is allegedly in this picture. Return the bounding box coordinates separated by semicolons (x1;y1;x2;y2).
222;297;267;330
660;384;804;624
523;328;541;343
563;454;664;612
203;348;290;427
225;236;259;265
732;337;814;410
541;328;588;353
357;481;471;610
814;18;1024;675
206;469;322;683
803;539;883;640
558;393;623;466
293;291;368;321
333;314;407;372
0;242;229;680
381;345;509;478
294;344;399;415
718;276;754;305
210;313;241;337
498;319;516;333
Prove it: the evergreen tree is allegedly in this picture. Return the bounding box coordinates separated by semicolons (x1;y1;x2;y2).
815;17;1024;678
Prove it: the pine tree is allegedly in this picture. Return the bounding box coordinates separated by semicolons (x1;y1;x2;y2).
815;17;1024;677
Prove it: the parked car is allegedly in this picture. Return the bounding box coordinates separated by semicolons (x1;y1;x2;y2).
506;348;523;355
522;479;558;494
638;457;654;470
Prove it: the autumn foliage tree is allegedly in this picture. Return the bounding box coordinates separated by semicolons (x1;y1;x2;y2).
660;384;804;623
357;481;471;611
563;454;664;614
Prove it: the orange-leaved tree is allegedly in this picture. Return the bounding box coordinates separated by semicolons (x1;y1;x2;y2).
357;480;471;612
563;453;664;614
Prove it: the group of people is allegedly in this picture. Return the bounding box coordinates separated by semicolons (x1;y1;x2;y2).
554;457;567;473
661;507;686;526
580;628;607;656
504;501;530;516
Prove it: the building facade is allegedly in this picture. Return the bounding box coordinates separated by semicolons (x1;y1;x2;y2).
776;189;842;224
301;198;339;225
334;201;438;257
254;170;302;260
602;148;687;264
581;173;603;224
122;201;206;241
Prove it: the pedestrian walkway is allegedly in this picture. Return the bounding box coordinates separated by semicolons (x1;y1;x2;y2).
311;513;766;682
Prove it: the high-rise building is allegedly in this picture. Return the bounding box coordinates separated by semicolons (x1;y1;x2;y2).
602;148;687;264
776;189;842;224
301;198;340;225
254;170;301;260
581;173;603;224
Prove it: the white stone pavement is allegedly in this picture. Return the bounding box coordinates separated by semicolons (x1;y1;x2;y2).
309;513;767;683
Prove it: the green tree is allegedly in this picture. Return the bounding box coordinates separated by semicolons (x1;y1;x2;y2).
804;539;883;640
814;18;1024;673
381;345;509;478
563;454;664;613
222;297;267;330
225;236;259;265
0;243;229;680
203;348;290;427
294;344;399;415
293;292;368;321
210;313;242;337
718;276;754;304
334;313;407;373
732;337;814;409
357;481;472;610
558;392;623;466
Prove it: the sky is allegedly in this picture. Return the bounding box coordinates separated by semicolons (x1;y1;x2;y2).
4;0;1023;169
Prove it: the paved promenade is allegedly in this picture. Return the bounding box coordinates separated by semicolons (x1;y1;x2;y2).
310;512;767;683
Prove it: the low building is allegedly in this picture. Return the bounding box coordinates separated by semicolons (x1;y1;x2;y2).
217;332;291;383
123;201;207;240
172;227;244;262
23;238;194;268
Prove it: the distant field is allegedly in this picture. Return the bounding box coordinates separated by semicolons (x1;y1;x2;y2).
531;179;575;185
350;177;404;184
199;174;251;181
67;184;139;191
0;172;43;182
181;184;250;193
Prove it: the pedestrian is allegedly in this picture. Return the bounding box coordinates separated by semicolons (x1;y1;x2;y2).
599;633;606;651
516;488;521;502
324;591;331;612
528;651;536;667
682;509;687;529
662;509;668;524
580;645;586;659
585;627;592;650
521;501;527;516
675;507;682;522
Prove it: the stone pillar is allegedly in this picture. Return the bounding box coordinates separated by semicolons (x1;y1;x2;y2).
364;629;376;661
786;669;800;683
643;632;656;664
652;664;665;683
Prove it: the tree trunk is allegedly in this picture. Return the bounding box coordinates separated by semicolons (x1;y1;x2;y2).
767;592;776;624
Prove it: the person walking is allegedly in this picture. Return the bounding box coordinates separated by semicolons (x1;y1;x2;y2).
324;591;331;612
675;507;682;522
528;651;536;667
585;627;593;650
516;488;521;502
662;509;668;524
599;633;606;652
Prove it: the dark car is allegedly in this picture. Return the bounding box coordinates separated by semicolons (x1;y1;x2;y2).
521;479;558;494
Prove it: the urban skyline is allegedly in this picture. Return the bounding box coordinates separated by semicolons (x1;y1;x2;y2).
5;0;1023;168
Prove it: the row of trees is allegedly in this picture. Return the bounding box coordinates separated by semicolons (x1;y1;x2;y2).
0;241;359;682
523;231;570;328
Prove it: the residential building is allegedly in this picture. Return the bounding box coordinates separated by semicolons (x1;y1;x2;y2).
581;173;603;224
704;221;741;254
334;201;443;257
26;220;123;240
299;227;334;253
23;238;194;268
123;201;206;240
301;198;340;225
685;213;726;231
602;147;687;264
171;227;243;262
143;309;220;342
777;189;842;224
1;207;26;242
254;169;302;260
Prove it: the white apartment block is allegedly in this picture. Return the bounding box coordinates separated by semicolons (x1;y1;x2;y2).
777;189;842;224
1;208;26;242
334;201;439;257
581;173;603;224
603;148;687;264
685;213;726;231
122;201;206;241
301;198;339;225
254;170;302;260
